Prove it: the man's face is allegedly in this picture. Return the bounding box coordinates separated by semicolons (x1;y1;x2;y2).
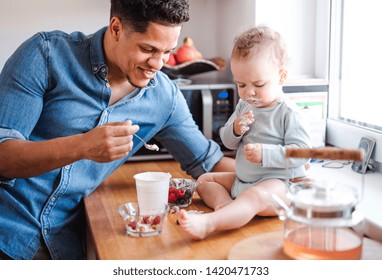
112;21;181;88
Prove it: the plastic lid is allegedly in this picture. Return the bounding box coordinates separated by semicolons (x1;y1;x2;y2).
288;181;359;214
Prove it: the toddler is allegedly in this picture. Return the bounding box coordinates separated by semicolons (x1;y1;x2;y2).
178;25;311;240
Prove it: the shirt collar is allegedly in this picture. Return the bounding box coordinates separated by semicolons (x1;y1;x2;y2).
90;26;108;77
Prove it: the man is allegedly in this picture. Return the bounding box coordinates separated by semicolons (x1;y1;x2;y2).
0;0;234;260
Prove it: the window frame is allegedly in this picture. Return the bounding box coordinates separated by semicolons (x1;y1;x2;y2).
326;0;382;166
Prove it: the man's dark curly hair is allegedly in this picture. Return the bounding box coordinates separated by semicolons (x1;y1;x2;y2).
110;0;190;33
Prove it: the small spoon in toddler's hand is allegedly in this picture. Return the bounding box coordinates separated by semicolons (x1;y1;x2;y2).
133;133;159;151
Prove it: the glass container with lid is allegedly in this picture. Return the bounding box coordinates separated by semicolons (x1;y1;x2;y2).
273;147;364;260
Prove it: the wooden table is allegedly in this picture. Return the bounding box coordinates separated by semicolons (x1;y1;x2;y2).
84;160;284;260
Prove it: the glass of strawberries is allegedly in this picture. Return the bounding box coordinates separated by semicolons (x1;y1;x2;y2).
168;178;198;208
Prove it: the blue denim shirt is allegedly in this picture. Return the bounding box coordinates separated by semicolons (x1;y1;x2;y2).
0;27;223;259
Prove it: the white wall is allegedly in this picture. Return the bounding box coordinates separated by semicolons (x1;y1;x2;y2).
255;0;328;80
180;0;256;82
0;0;326;82
0;0;109;69
181;0;328;82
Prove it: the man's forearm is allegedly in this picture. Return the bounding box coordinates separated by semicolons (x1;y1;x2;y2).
0;122;138;179
0;136;82;179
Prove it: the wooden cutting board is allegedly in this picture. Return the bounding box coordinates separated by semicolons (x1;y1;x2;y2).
228;231;382;260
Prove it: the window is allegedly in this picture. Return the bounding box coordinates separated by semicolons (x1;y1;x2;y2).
333;0;382;130
327;0;382;165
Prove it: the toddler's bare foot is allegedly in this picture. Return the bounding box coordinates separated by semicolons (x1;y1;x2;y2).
178;210;214;240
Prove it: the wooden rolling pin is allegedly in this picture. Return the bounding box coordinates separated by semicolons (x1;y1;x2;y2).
286;147;363;161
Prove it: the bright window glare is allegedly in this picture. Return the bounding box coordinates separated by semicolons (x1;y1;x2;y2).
340;1;382;130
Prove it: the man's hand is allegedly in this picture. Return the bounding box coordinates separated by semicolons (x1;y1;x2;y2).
0;121;140;178
81;121;139;162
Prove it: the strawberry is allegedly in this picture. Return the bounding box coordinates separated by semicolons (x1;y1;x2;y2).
141;216;150;224
168;192;177;203
169;187;176;194
152;216;161;225
175;189;185;198
128;220;137;230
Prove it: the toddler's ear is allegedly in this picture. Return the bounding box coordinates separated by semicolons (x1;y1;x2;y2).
279;70;288;84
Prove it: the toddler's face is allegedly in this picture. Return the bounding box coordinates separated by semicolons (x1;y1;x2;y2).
231;51;286;108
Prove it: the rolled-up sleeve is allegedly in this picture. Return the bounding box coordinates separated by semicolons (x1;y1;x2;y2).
0;128;26;143
0;128;25;187
183;139;223;179
154;86;224;179
0;33;48;187
0;33;47;142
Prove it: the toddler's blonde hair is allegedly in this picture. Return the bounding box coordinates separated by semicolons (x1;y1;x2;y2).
231;25;288;70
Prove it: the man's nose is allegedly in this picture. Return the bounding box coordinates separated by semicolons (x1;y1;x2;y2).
148;54;165;70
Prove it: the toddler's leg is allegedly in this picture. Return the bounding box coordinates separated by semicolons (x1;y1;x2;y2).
178;178;286;240
196;172;236;210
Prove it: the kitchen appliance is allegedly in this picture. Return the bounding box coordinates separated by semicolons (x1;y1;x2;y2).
131;83;238;161
273;147;364;260
286;90;327;148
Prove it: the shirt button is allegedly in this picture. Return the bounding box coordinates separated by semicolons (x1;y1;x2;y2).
101;67;106;72
44;229;48;235
93;66;98;72
64;165;70;170
106;82;110;88
51;196;56;202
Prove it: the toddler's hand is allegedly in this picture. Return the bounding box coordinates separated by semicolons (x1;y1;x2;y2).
244;143;262;163
234;111;255;136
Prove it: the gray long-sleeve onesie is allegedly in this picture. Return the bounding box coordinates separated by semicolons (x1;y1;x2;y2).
220;96;312;197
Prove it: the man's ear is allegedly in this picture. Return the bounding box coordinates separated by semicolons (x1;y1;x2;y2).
109;16;123;41
279;70;288;85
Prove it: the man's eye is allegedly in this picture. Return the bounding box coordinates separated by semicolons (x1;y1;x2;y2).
255;83;265;87
140;47;154;53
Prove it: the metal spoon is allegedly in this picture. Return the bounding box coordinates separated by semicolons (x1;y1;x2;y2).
133;133;159;151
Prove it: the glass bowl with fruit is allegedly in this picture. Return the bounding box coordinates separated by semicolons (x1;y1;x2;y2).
118;202;169;237
168;178;198;208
